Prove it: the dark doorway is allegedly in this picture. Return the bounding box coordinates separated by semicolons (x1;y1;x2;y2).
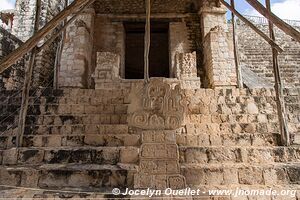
125;22;170;79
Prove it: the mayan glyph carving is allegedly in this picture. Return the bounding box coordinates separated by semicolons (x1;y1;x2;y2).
175;52;197;79
128;78;186;130
93;52;120;80
140;144;178;159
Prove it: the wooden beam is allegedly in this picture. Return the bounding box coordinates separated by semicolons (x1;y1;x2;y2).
16;0;42;147
246;0;300;44
0;0;93;74
220;0;283;53
230;0;243;88
266;0;290;146
144;0;151;82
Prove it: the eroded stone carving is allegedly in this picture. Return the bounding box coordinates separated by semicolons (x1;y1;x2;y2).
128;78;186;130
93;52;120;80
140;144;178;159
175;51;197;79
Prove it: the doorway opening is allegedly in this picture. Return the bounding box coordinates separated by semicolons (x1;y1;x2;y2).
124;22;170;79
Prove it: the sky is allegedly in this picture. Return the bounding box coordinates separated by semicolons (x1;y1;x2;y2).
0;0;300;20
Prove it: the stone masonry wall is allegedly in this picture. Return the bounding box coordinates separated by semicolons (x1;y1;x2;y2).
203;26;237;88
12;0;36;42
234;21;300;88
12;0;65;87
0;27;24;90
93;16;125;79
59;8;95;88
32;0;65;87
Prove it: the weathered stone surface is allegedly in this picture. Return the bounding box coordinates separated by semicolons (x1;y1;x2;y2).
93;52;121;85
175;52;197;79
128;78;186;130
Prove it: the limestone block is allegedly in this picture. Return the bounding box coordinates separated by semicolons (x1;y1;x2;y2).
134;173;153;189
154;175;167;190
223;168;239;185
43;135;62;147
123;134;140;146
18;149;44;164
293;134;300;145
238;167;264;185
184;148;208;164
183;168;205;185
2;148;18;165
286;166;300;184
247;102;259;114
263;168;278;185
208;148;240;163
205;168;224;185
84;135;104;146
120;148;139;164
20;169;39;187
0;168;21;186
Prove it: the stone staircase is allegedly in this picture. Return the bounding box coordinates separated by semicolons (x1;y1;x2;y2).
0;88;139;198
180;88;300;199
0;84;299;199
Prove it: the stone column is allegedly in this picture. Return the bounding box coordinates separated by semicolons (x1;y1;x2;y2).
59;8;95;88
12;0;37;42
199;0;237;88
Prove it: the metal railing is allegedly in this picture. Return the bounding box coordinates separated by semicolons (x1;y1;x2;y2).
243;15;300;27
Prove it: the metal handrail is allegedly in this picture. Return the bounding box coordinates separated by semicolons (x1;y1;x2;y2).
243;15;300;27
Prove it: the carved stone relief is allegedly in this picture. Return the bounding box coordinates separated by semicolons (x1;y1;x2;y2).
93;52;120;80
130;78;187;191
128;78;186;130
175;51;197;79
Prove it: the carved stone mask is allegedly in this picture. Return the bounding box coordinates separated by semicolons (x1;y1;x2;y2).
148;86;167;111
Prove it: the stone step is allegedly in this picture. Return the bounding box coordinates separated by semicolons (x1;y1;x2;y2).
185;122;281;135
0;88;130;98
0;114;128;129
181;163;300;187
27;104;128;115
177;132;281;147
186;114;280;124
1;124;129;136
0;133;141;149
0;104;128;117
0;163;136;190
0;186;131;199
179;146;300;165
23;114;128;126
0;147;139;166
